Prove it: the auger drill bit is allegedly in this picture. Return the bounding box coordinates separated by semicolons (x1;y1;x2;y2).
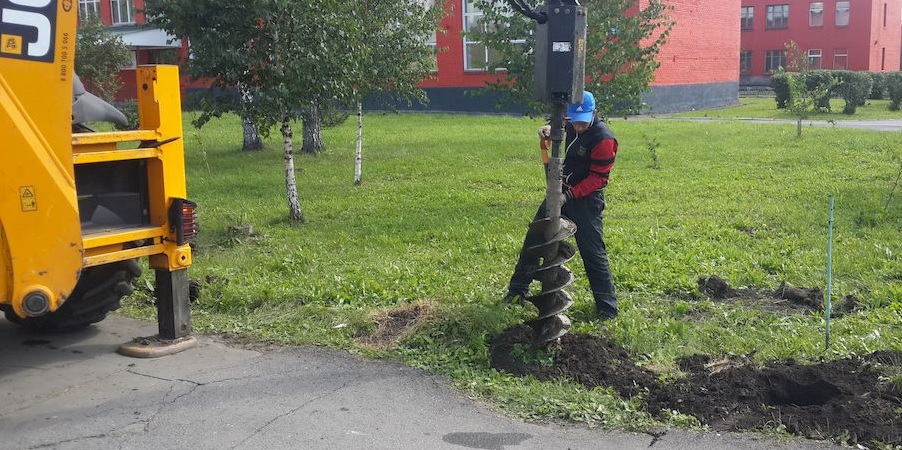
525;101;577;346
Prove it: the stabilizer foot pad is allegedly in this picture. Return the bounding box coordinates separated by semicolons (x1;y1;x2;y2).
117;335;198;358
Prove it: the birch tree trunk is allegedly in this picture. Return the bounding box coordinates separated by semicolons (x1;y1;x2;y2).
301;103;325;154
242;116;263;151
239;83;263;151
354;100;363;185
281;114;304;223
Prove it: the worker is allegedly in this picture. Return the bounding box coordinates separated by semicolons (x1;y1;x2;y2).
503;91;619;322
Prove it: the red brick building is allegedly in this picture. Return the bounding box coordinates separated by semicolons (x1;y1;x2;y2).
77;0;182;100
84;0;739;113
420;0;740;113
740;0;902;85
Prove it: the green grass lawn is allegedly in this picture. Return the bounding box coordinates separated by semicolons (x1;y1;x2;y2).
123;112;902;430
673;96;902;121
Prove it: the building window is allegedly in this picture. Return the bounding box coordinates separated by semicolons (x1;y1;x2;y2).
462;1;522;71
766;4;789;29
463;1;496;71
808;49;822;69
765;50;786;73
741;6;754;30
835;1;850;26
78;0;100;22
833;49;848;69
809;2;823;26
419;0;438;72
110;0;135;25
882;47;886;70
884;3;888;27
740;50;752;74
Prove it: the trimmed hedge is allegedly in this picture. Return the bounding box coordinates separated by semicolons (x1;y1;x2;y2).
804;70;835;111
869;72;887;100
836;71;873;114
771;72;790;109
887;71;902;110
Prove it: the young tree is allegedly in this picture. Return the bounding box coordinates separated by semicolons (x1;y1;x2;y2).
782;41;837;137
145;0;358;221
468;0;674;115
75;18;132;102
348;0;441;184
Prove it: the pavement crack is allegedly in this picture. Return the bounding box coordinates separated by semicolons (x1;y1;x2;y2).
26;433;107;449
226;372;369;450
645;429;666;447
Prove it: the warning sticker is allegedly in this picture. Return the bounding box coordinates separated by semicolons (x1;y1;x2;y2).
1;34;23;55
19;186;36;212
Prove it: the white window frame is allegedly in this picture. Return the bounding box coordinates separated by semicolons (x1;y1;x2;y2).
78;0;100;22
809;2;823;27
421;0;438;72
835;1;850;26
833;49;848;69
110;0;135;25
808;49;822;69
462;1;524;72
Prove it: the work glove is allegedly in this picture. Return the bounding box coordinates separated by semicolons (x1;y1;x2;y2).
556;191;572;207
537;125;551;140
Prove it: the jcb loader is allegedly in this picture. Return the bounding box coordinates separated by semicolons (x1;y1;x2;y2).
1;1;196;354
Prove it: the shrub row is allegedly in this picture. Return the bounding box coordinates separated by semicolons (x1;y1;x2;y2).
770;70;902;114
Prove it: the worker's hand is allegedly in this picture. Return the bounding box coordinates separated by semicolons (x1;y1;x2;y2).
537;125;551;140
555;192;571;207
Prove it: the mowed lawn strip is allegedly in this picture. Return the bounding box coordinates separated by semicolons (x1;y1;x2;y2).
672;96;902;121
122;113;902;429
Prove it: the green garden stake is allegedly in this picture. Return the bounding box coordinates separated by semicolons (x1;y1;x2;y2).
825;194;834;351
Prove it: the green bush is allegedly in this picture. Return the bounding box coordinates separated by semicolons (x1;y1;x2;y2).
836;71;873;114
771;72;790;109
886;72;902;110
804;70;836;111
869;72;887;100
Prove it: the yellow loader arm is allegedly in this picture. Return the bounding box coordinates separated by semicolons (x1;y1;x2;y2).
0;0;82;318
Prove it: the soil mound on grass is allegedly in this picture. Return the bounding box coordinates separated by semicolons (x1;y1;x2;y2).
490;326;902;447
696;276;856;317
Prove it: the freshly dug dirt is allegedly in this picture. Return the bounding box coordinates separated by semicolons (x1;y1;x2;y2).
490;326;902;447
696;276;856;317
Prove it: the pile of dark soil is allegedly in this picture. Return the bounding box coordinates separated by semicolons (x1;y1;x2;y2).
491;326;902;447
697;276;856;317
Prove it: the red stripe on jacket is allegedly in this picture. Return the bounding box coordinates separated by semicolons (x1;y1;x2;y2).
568;138;617;199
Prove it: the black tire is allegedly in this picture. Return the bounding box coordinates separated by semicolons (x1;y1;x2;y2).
4;260;142;332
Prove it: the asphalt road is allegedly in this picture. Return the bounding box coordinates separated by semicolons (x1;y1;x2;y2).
0;316;842;450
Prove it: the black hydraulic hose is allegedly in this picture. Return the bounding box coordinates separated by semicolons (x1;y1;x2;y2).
506;0;546;23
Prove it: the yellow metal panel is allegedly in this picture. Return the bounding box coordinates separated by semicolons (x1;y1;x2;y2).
0;2;81;316
72;130;158;145
84;244;166;268
72;148;162;165
82;225;165;250
136;66;190;271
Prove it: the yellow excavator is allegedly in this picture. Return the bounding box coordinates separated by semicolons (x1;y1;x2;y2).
0;1;196;355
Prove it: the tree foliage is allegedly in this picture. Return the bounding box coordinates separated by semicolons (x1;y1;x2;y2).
468;0;674;115
145;0;439;151
75;18;132;102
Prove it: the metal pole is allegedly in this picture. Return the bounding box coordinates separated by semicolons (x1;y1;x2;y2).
825;195;834;351
544;101;567;240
